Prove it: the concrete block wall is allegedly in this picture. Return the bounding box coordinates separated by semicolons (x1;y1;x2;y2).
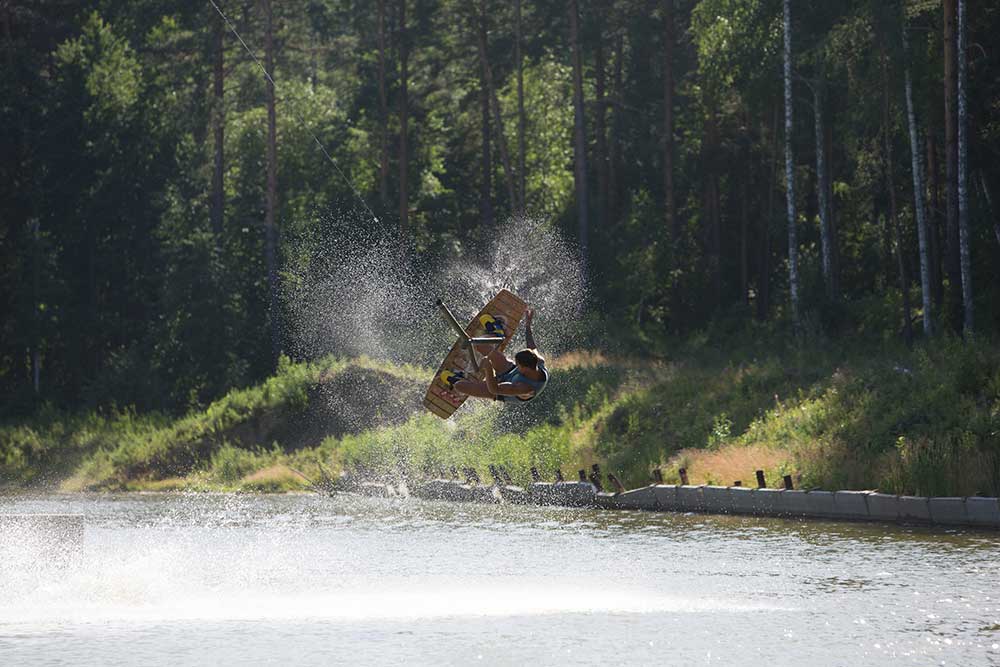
701;486;733;513
652;485;679;511
524;481;599;507
782;490;810;516
833;491;870;520
866;493;899;521
588;483;999;529
753;488;784;515
966;497;1000;527
928;497;966;524
612;486;658;510
676;485;705;512
337;470;999;530
898;496;932;522
729;487;756;514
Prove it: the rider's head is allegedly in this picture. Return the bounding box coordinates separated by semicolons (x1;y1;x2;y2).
514;349;540;372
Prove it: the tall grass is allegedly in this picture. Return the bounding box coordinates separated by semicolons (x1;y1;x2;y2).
3;337;999;496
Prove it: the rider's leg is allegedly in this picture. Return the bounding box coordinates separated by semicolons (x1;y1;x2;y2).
486;349;515;375
471;341;514;375
453;378;496;399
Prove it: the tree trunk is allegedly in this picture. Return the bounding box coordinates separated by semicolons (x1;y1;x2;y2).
608;34;623;220
957;0;972;334
32;220;40;394
782;0;799;328
814;76;833;299
740;138;749;306
663;0;676;240
883;54;913;346
943;0;961;331
980;171;1000;247
477;2;494;227
705;111;722;306
569;0;589;257
490;92;516;215
515;0;526;211
757;104;779;322
478;0;516;215
927;131;943;306
398;0;410;237
825;119;840;294
262;0;280;364
377;0;389;212
595;34;608;230
903;22;933;336
8;4;40;392
211;13;225;241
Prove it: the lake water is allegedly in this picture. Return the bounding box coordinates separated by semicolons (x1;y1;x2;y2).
1;493;998;666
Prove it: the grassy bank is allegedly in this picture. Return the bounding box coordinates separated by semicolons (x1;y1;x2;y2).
2;337;999;497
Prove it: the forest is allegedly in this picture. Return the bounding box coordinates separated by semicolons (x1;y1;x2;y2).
1;0;998;420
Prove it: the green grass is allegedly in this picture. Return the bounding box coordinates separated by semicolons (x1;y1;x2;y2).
3;337;999;497
588;335;1000;495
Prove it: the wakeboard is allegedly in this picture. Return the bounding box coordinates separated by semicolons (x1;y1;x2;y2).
423;289;527;419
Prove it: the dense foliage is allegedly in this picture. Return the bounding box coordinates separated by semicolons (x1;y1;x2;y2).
2;0;999;416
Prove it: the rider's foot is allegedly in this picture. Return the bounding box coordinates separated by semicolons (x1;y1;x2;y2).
439;369;466;389
478;314;507;338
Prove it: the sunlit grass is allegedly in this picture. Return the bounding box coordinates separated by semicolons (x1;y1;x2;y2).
4;337;1000;497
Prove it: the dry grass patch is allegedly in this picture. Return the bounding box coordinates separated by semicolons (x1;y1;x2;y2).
126;476;210;492
551;350;664;371
552;350;611;368
239;465;306;492
665;444;794;487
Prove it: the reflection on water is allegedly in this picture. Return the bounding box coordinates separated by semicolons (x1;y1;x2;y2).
1;493;999;666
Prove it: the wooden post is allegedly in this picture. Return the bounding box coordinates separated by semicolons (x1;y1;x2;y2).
678;467;689;485
653;468;664;484
608;473;626;494
499;465;514;485
449;466;459;480
588;471;604;492
756;470;767;488
530;467;541;482
782;474;794;490
578;469;587;483
555;469;565;482
488;464;503;486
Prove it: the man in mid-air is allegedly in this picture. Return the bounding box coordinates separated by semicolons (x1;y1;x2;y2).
440;308;548;403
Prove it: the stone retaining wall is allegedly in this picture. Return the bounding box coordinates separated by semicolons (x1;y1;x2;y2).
342;477;1000;530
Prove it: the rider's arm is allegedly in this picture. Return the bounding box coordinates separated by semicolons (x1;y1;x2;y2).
483;357;499;397
482;358;534;396
524;308;538;351
494;381;536;396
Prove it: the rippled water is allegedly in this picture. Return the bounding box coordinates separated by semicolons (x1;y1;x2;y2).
1;493;998;666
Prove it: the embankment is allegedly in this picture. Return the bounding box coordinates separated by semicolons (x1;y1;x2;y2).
2;338;998;497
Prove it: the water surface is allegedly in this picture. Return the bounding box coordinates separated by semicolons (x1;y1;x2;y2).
1;493;998;665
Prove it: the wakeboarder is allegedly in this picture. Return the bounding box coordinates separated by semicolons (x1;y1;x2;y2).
439;308;548;403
